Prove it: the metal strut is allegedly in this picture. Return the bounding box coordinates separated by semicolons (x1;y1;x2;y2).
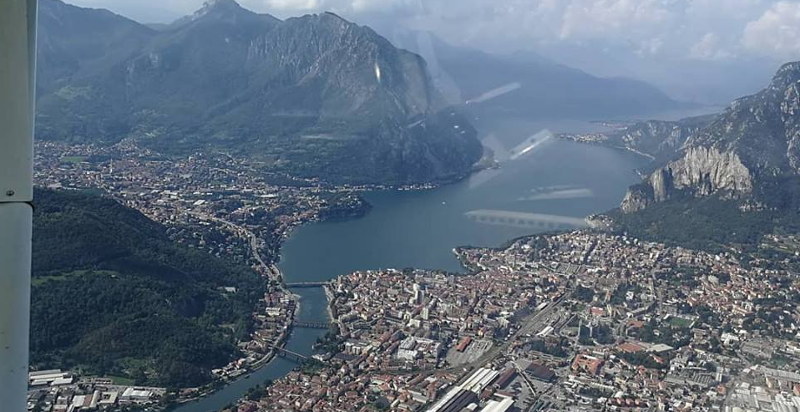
0;1;37;410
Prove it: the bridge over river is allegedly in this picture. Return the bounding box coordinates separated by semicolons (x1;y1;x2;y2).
285;282;328;288
293;321;332;330
270;346;310;364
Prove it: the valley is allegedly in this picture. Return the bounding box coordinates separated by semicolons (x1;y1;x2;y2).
22;1;800;412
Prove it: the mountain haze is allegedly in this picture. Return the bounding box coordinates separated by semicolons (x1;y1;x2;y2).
560;114;715;164
36;0;482;185
385;31;682;118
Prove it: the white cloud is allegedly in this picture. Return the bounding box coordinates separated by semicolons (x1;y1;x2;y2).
690;33;734;60
559;0;675;41
743;1;800;59
65;0;795;63
261;0;321;11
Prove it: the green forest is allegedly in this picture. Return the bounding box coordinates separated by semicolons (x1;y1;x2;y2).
31;189;265;388
610;195;800;253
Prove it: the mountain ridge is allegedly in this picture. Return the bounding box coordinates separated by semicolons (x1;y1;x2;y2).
382;30;684;118
35;0;481;185
621;62;800;213
559;114;716;164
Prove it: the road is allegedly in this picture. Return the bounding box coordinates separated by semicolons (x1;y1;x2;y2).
188;211;278;281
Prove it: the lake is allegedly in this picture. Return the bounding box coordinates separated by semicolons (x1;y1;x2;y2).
175;116;650;411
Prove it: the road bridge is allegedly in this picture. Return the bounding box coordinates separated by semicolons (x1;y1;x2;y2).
293;321;332;330
271;346;310;364
285;282;327;288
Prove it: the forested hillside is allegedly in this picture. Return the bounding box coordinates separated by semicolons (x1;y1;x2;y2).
30;188;264;388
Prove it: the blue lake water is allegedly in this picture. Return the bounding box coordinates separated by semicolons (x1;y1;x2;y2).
175;116;652;411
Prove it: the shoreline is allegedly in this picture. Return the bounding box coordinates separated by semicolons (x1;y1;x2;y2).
556;134;657;162
323;284;337;331
171;137;645;410
172;146;601;409
173;262;297;409
171;163;520;409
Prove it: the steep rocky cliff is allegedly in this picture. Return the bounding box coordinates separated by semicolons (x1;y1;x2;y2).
621;62;800;213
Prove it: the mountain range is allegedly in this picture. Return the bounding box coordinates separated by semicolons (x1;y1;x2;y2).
36;0;686;185
601;62;800;250
621;62;800;213
383;30;683;119
36;0;481;185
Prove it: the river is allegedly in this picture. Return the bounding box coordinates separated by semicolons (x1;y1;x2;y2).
174;116;653;411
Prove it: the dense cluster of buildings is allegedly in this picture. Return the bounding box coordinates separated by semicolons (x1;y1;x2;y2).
212;282;299;382
26;370;166;411
31;141;368;404
33;140;800;411
237;231;800;411
34;140;332;266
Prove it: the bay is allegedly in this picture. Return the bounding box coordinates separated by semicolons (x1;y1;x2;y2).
175;117;651;412
278;134;649;278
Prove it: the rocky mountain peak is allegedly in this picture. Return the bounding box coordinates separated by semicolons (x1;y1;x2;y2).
287;11;360;33
35;0;481;185
168;0;279;35
322;11;347;21
200;0;244;13
188;0;256;23
770;62;800;89
620;61;800;213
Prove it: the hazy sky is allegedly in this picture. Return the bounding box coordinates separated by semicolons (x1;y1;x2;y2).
66;0;800;103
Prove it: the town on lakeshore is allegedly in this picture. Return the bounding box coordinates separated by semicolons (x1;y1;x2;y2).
30;140;800;411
